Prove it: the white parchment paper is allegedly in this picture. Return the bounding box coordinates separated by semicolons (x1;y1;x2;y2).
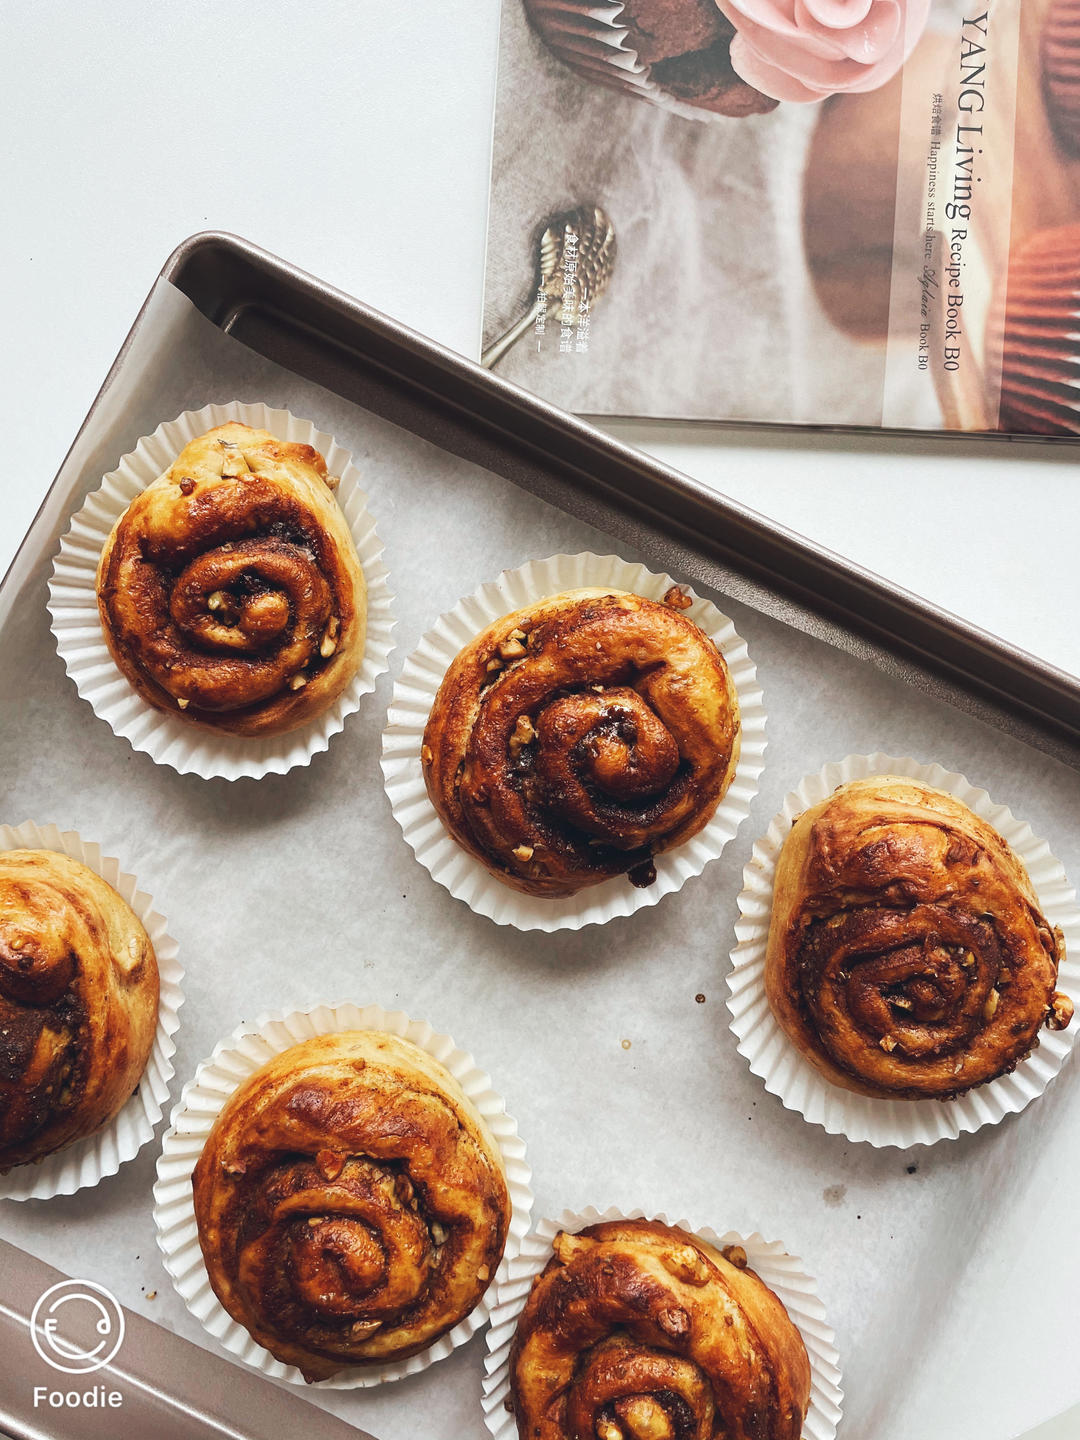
1;278;1079;1440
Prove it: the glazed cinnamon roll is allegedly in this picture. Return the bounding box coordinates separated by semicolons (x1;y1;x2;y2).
96;422;366;737
766;776;1073;1099
0;849;159;1172
422;586;740;897
509;1219;811;1440
192;1031;511;1382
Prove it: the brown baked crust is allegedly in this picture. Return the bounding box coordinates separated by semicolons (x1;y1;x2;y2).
617;0;724;65
509;1218;811;1440
421;586;740;898
96;422;366;737
191;1030;511;1383
765;776;1073;1099
0;849;158;1172
650;35;779;117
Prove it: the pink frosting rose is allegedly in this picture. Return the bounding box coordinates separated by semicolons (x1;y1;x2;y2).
714;0;932;103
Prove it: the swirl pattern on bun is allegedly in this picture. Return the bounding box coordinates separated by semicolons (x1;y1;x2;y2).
765;776;1073;1099
509;1218;811;1440
192;1031;510;1382
96;422;366;736
422;587;740;898
0;848;158;1172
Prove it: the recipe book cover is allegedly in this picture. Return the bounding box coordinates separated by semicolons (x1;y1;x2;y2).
481;0;1080;434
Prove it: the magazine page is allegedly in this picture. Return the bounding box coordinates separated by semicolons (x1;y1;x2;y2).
482;0;1080;434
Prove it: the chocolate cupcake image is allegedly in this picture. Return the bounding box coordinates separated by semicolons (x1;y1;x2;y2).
616;0;723;63
991;223;1080;435
1043;0;1080;152
651;32;780;117
524;0;930;122
523;0;777;119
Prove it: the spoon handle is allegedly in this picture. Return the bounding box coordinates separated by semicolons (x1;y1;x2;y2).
481;299;543;369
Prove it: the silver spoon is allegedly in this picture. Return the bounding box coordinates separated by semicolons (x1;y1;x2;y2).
482;204;617;369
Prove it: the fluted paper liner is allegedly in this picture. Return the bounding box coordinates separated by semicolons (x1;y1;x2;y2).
0;821;184;1201
152;1001;534;1389
381;553;766;932
48;401;395;780
482;1205;843;1440
727;754;1080;1148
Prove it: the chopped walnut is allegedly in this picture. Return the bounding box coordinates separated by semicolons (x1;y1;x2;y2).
512;844;534;863
879;1034;897;1053
661;1244;711;1287
983;988;999;1020
508;713;535;758
178;476;196;496
288;673;307;691
498;636;527;661
663;584;693;610
207;590;238;625
421;744;434;765
477;1264;490;1282
720;1244;748;1270
1048;991;1074;1031
315;1149;345;1181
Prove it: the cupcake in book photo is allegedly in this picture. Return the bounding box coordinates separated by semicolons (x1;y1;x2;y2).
524;0;932;121
989;221;1080;435
1043;0;1080;152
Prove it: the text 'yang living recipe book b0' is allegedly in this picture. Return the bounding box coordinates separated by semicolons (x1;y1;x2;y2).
482;0;1080;436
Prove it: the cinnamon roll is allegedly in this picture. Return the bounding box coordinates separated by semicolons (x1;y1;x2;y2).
192;1030;511;1382
96;422;366;737
422;586;740;898
766;776;1073;1100
509;1219;811;1440
0;849;159;1172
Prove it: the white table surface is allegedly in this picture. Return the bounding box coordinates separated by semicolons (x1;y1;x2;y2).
2;6;1079;1438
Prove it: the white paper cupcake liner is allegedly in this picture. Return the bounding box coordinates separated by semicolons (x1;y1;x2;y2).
48;401;395;780
0;821;184;1201
482;1205;843;1440
152;1001;534;1389
727;754;1080;1148
381;553;766;932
